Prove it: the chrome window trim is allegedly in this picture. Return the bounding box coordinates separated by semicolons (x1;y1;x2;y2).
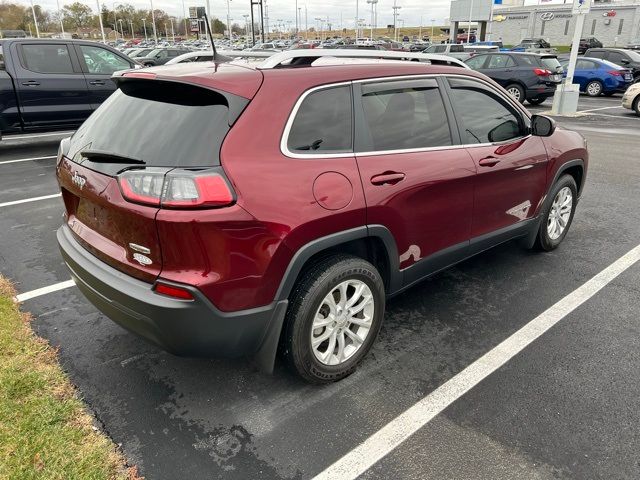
280;73;532;160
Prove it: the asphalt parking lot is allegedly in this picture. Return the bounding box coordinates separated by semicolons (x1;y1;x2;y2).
1;94;639;479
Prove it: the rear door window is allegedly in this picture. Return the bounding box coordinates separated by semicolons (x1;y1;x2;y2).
67;80;243;168
447;78;524;145
465;55;488;69
487;55;516;69
287;85;353;154
21;44;74;74
540;57;562;72
357;78;452;152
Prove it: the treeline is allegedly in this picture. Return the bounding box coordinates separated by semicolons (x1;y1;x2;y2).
0;1;245;36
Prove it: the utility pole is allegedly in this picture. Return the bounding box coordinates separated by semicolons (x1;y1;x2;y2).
142;18;148;41
29;0;40;38
392;1;401;42
96;0;106;42
149;0;158;44
56;0;65;36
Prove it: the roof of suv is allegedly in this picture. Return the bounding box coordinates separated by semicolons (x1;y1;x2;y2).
118;60;481;100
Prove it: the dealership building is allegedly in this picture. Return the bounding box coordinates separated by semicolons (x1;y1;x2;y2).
449;0;640;46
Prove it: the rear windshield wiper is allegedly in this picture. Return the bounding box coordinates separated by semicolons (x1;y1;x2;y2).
80;149;146;164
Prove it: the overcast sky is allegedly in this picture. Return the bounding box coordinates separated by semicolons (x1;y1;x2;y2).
18;0;561;27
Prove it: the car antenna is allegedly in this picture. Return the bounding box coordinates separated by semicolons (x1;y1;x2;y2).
202;12;232;63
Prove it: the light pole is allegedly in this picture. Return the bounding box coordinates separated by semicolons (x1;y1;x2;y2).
56;0;65;36
170;18;175;42
226;0;231;39
355;0;358;42
295;0;298;37
467;0;474;44
96;0;106;42
149;0;158;44
315;17;323;41
118;18;124;40
366;0;377;39
392;1;401;42
142;18;148;41
29;0;40;38
129;19;134;39
298;7;302;39
181;0;188;39
419;14;423;40
243;14;250;37
164;22;168;40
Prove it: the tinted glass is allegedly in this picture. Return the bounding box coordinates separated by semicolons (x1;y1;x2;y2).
588;50;605;59
607;52;625;65
360;79;451;151
541;57;562;71
67;80;237;167
576;59;597;69
22;44;74;74
288;86;352;153
465;55;487;69
80;45;130;74
519;55;536;66
448;78;522;144
487;55;515;69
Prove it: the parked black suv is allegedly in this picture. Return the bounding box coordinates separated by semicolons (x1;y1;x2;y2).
465;52;563;105
579;37;603;54
584;48;640;82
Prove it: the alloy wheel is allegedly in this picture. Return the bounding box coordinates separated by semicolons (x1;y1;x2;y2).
507;87;521;101
587;81;602;96
547;186;573;240
310;280;375;366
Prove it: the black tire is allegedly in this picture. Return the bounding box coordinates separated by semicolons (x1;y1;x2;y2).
281;254;385;384
534;174;578;251
633;97;640;117
603;91;615;97
527;97;546;105
585;80;603;97
506;83;526;104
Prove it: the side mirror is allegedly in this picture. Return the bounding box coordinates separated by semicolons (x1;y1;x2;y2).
531;114;556;137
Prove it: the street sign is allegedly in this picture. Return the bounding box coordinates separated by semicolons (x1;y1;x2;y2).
190;19;199;32
189;6;197;18
572;0;591;15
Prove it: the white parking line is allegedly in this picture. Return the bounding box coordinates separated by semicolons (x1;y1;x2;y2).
2;131;73;140
580;106;625;113
15;279;75;302
0;193;61;208
0;155;56;165
312;244;640;480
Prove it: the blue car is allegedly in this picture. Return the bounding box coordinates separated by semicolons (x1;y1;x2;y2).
559;57;633;96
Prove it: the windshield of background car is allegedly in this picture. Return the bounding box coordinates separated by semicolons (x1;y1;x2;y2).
66;80;238;167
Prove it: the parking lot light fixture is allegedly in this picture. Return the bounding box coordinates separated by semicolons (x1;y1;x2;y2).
149;0;158;44
96;0;106;42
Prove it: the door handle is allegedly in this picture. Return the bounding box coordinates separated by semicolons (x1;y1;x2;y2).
21;81;40;86
478;156;500;167
89;80;106;85
371;171;406;186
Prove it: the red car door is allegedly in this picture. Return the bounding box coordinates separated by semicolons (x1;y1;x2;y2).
353;78;476;273
446;77;548;238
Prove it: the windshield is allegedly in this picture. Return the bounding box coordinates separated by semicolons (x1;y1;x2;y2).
67;80;238;168
147;49;162;57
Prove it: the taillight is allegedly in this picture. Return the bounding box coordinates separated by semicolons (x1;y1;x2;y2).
118;170;164;206
162;172;234;208
533;68;552;76
608;70;622;76
153;282;194;300
117;168;235;209
57;137;70;166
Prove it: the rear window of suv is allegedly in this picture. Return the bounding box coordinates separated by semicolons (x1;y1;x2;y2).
67;80;237;168
541;56;562;71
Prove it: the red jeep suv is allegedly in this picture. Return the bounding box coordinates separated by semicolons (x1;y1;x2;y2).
56;51;588;383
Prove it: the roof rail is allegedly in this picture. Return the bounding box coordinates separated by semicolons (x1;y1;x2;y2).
256;49;469;70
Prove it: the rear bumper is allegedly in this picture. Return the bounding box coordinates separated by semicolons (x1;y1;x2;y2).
526;85;556;99
57;224;287;358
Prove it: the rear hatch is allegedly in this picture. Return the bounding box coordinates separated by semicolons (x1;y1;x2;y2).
57;75;255;282
538;55;564;83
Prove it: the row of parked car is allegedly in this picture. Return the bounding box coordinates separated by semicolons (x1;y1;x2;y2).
462;48;639;106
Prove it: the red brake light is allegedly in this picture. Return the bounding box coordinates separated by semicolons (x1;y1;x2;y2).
162;174;234;208
533;68;552;76
154;282;194;300
608;70;622;76
118;169;234;209
118;170;163;206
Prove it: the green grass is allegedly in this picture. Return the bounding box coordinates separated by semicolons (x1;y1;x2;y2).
0;277;140;480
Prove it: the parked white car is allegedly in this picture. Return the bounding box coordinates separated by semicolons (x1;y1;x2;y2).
622;82;640;116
